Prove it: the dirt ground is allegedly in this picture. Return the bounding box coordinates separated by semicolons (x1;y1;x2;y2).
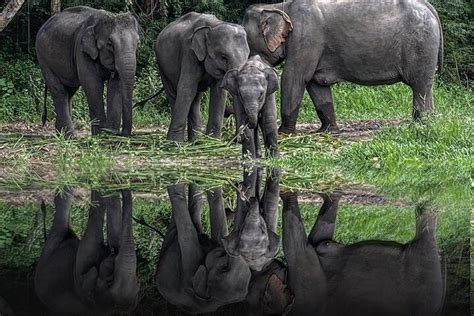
0;118;406;140
0;184;404;207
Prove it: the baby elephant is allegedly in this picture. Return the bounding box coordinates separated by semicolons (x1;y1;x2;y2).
222;55;279;158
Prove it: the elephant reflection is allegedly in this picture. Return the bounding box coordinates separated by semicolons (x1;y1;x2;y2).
222;167;281;271
155;184;251;314
34;189;139;315
279;192;446;316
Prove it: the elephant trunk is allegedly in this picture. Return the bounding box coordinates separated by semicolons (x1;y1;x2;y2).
244;103;259;129
116;52;136;136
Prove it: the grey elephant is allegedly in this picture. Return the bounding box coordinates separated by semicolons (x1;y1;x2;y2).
155;183;251;314
222;166;280;271
243;1;443;133
222;55;279;158
36;6;139;136
34;188;139;315
155;12;250;142
279;192;446;316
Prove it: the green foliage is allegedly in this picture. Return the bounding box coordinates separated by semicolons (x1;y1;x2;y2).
0;54;43;122
431;0;473;82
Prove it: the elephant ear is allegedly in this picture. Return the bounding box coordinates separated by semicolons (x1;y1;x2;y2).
260;9;293;53
221;230;241;257
264;67;279;95
81;26;99;60
220;69;239;96
191;26;210;62
192;265;211;300
263;273;294;315
264;230;280;258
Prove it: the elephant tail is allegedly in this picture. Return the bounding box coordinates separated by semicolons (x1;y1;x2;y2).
41;84;48;126
133;87;165;110
426;1;444;72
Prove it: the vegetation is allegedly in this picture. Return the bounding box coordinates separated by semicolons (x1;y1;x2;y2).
0;0;471;312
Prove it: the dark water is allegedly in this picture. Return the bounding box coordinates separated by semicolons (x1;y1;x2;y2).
0;167;470;315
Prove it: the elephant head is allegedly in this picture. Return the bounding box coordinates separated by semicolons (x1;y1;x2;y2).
243;5;293;66
35;188;139;315
222;55;279;129
81;13;139;135
222;198;280;271
75;190;139;313
222;167;281;272
191;23;250;79
192;247;252;305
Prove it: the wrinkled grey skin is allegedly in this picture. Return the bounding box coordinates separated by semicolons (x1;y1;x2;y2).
222;55;279;158
155;12;250;142
155;184;251;314
36;6;139;136
280;192;445;316
243;0;443;133
222;167;280;271
34;189;139;315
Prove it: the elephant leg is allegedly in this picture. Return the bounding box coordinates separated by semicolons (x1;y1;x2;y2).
187;92;203;141
188;183;203;234
411;81;434;121
167;184;203;273
106;76;122;134
281;192;309;259
279;62;308;134
206;83;227;138
308;192;341;246
167;77;199;143
306;81;338;133
42;66;75;136
104;192;122;251
207;187;228;244
75;190;107;278
82;79;106;136
260;96;279;158
262;167;281;233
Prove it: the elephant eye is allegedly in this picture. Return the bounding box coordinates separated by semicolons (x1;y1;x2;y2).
221;54;228;62
107;40;113;48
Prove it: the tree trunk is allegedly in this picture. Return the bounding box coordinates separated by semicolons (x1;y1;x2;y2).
50;0;60;15
0;0;25;32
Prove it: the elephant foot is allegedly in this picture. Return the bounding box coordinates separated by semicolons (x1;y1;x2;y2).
121;129;132;137
56;125;76;139
166;131;185;144
316;124;340;134
278;125;296;135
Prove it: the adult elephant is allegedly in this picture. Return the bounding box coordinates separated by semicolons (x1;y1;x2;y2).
34;189;139;315
36;6;139;136
279;192;446;316
155;183;251;314
243;1;443;133
156;12;250;142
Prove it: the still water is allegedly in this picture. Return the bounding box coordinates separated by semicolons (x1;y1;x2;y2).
0;167;469;315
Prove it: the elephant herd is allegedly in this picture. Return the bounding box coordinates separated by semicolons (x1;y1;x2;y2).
36;1;443;158
31;167;446;315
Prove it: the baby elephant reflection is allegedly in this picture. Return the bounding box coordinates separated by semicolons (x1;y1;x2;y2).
34;189;139;315
156;184;251;314
222;167;281;271
280;192;445;316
